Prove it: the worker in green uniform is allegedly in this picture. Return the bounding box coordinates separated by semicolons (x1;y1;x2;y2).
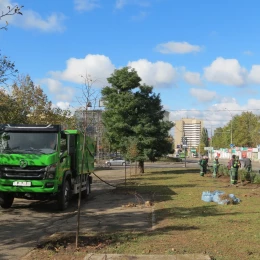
199;156;208;176
212;156;220;178
230;155;240;185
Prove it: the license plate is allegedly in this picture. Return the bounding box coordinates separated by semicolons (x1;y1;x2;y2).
13;181;31;187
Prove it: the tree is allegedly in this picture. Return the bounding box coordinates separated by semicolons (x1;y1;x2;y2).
233;112;260;147
0;5;23;30
0;51;18;86
101;67;174;173
211;127;229;149
0;5;23;86
212;112;260;148
199;127;209;154
0;75;76;127
0;89;20;123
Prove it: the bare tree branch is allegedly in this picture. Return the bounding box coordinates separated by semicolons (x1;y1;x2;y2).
0;5;23;30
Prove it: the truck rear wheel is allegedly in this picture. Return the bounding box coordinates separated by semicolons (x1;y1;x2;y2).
0;193;14;209
57;179;71;211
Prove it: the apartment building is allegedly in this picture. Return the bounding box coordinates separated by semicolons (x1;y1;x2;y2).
175;118;203;150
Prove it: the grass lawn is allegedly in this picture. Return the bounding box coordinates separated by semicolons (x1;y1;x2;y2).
26;167;260;260
121;168;260;260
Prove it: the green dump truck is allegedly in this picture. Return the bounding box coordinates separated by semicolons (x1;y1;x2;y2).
0;124;94;210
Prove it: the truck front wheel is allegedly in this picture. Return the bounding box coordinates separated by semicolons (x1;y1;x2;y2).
0;193;14;209
57;179;71;211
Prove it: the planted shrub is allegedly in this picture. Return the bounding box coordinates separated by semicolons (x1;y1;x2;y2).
219;164;229;176
253;174;260;184
239;168;251;182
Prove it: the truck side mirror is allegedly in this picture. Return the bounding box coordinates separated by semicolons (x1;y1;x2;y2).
68;135;75;155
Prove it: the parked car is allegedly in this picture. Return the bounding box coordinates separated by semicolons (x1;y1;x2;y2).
105;158;129;166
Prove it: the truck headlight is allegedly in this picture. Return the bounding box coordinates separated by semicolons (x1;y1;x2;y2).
45;164;57;179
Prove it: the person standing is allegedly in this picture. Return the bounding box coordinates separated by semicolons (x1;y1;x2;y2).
230;155;240;185
199;156;208;177
243;157;252;181
212;156;220;178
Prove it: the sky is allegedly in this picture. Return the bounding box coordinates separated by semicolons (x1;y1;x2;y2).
1;0;260;136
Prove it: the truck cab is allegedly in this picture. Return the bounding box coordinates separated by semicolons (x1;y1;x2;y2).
0;124;94;210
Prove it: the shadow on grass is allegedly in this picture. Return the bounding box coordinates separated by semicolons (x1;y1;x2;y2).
154;204;240;221
148;225;199;233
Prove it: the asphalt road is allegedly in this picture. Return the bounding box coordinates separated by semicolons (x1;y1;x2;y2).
0;167;146;260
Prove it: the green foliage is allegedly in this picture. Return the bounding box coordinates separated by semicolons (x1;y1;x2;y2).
158;156;182;162
101;67;174;170
219;164;229;176
238;169;260;183
239;168;250;181
198;127;209;153
253;174;260;184
0;52;18;86
0;75;76;128
200;127;209;146
212;112;260;148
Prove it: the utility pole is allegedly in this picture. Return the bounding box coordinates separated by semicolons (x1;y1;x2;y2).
182;136;188;167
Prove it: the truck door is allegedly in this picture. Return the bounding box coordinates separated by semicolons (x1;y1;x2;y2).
68;134;77;175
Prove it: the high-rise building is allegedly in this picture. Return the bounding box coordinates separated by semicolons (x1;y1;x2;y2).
175;118;203;150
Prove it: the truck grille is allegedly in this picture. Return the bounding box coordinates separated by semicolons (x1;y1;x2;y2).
0;166;46;180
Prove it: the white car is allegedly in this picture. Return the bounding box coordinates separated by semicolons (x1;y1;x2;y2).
105;158;129;166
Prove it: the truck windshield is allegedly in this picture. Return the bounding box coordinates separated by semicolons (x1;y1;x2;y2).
0;132;58;154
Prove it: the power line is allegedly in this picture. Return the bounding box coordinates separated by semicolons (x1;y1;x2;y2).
169;109;260;112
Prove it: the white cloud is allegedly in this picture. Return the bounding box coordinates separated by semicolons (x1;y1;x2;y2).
41;78;63;93
248;65;260;84
39;78;75;102
14;10;66;32
115;0;127;9
209;98;260;125
190;88;217;102
0;1;66;32
115;0;150;9
243;50;253;56
247;98;260;109
204;57;247;86
50;54;115;86
131;11;147;21
74;0;100;11
183;71;203;86
127;59;177;87
156;41;202;54
55;101;70;110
